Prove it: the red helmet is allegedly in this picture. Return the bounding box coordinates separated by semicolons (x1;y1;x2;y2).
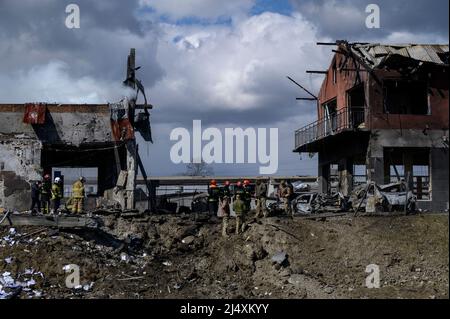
43;174;51;181
243;179;250;186
210;179;217;186
236;181;242;187
224;181;230;186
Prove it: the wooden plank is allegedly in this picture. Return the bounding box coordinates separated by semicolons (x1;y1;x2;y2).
0;213;99;229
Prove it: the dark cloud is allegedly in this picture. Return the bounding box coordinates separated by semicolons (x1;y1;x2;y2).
289;0;449;42
0;0;163;86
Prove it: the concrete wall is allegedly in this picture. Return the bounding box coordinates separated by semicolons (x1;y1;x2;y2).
0;104;113;146
0;104;115;211
0;136;42;210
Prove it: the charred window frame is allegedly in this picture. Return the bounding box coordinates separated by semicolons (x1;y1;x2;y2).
383;79;430;115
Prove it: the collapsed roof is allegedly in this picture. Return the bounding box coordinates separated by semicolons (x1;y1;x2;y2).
346;43;449;70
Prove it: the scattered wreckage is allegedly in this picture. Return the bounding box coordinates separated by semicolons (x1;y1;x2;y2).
292;181;417;215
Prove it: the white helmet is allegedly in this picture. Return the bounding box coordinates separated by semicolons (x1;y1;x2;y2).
54;177;61;183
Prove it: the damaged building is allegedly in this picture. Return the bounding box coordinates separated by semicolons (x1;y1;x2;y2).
0;49;155;212
294;42;449;212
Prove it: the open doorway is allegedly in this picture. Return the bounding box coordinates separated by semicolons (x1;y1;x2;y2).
52;167;98;197
41;143;126;197
347;85;365;128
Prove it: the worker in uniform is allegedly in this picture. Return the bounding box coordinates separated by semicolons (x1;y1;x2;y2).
219;193;231;237
30;180;42;214
41;174;52;214
233;181;245;200
207;179;220;216
221;180;231;199
71;176;86;214
255;179;268;218
280;180;293;217
233;194;246;235
242;180;252;214
51;177;63;214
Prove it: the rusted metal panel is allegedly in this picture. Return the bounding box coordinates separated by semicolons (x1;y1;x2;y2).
111;119;135;141
22;103;46;125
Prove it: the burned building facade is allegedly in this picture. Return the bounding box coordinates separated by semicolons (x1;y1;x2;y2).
294;42;449;211
0;49;154;212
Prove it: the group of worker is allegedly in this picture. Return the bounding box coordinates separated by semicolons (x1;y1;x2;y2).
30;175;86;215
208;179;295;238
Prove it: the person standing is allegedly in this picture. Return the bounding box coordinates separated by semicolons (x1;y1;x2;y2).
255;179;268;218
51;177;63;213
71;176;85;214
242;179;252;214
219;194;231;237
41;174;52;214
30;180;42;214
233;194;246;235
280;180;293;217
207;179;220;216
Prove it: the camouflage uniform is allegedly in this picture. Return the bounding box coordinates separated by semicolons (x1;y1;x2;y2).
255;180;268;218
280;181;293;217
219;196;231;237
233;195;246;235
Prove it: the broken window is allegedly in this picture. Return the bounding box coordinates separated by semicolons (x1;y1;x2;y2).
329;163;339;193
383;80;430;115
413;165;430;200
353;164;367;186
347;85;365;128
322;99;337;134
332;61;337;84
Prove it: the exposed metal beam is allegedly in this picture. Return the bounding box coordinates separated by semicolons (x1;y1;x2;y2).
287;76;317;100
306;70;328;74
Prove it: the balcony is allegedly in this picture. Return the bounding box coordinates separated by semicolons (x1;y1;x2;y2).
295;107;365;150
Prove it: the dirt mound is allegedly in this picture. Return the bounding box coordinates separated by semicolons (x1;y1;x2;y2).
1;213;448;299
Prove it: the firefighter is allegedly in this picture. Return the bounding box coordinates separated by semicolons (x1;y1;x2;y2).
207;179;220;216
255;179;268;218
242;179;252;214
41;174;52;214
30;180;42;214
221;180;231;198
71;176;85;214
233;181;245;200
51;177;63;213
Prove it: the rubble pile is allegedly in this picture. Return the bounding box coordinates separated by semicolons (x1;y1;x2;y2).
0;213;448;299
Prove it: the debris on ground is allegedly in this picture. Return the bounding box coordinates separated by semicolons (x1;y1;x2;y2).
0;212;448;299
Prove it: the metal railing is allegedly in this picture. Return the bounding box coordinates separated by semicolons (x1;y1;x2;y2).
295;107;365;149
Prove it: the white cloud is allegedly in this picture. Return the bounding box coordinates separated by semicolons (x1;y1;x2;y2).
151;12;330;115
139;0;255;21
